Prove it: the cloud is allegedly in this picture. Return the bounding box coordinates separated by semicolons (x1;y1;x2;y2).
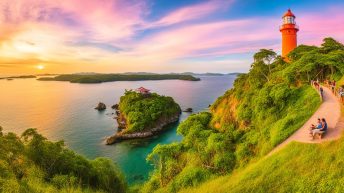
0;0;344;75
0;0;149;42
145;0;233;28
297;7;344;45
129;18;279;63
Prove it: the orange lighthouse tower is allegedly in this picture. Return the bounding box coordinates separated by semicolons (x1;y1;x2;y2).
280;9;299;60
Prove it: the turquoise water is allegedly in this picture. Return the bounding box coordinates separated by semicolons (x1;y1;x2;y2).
0;75;236;184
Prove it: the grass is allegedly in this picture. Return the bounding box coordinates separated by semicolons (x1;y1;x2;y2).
180;120;344;193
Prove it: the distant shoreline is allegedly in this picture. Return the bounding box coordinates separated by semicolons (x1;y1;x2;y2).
0;72;242;83
0;75;37;80
37;74;201;83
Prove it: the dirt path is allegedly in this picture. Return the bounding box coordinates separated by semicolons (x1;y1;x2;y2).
269;86;342;156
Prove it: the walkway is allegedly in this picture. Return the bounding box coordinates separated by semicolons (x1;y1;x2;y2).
269;86;342;155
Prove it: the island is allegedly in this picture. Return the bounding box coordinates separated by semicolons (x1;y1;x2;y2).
0;75;36;80
106;87;181;144
37;73;200;83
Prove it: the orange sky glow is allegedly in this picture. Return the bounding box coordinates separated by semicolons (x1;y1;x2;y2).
0;0;344;76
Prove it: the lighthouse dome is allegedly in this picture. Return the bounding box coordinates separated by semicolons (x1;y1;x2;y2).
283;9;295;18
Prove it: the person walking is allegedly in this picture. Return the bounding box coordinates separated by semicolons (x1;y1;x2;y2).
332;80;336;93
320;87;324;99
339;86;344;103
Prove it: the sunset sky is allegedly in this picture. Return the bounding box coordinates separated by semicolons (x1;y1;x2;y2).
1;0;344;75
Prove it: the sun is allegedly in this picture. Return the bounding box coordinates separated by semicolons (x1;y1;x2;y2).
36;65;45;70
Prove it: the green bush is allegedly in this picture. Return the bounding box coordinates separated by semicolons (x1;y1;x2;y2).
143;113;235;192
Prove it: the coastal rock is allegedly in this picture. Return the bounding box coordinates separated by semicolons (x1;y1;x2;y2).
112;104;119;109
106;113;180;145
95;102;106;111
183;108;193;113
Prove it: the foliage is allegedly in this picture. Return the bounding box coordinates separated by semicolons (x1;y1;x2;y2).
37;74;200;83
0;128;127;193
181;135;344;193
142;37;344;192
143;113;236;193
119;91;181;133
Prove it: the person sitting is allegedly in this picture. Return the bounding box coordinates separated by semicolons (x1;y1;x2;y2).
309;118;322;134
312;118;327;139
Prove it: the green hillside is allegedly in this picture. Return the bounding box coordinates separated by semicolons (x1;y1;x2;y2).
180;129;344;193
140;37;344;193
0;127;127;193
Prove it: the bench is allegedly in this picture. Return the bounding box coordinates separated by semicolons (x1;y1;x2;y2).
315;131;326;139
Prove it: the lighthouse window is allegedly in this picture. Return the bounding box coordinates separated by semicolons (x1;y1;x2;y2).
283;16;295;24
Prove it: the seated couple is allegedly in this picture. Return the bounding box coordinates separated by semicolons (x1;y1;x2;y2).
309;118;327;139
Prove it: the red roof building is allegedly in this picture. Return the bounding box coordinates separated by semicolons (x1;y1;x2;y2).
136;87;151;94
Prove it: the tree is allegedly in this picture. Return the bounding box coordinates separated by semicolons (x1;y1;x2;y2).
254;49;277;74
288;45;318;62
250;49;277;83
321;37;344;54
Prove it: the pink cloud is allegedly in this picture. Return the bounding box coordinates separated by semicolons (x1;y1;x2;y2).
146;0;234;28
130;18;280;61
0;0;148;42
1;1;344;75
297;7;344;45
130;6;344;63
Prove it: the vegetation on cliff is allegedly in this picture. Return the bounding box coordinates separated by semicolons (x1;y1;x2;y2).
118;90;181;134
179;37;344;193
0;127;126;193
141;37;344;193
181;134;344;193
37;74;200;83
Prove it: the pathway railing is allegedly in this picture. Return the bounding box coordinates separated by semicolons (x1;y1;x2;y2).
312;80;344;104
311;80;323;101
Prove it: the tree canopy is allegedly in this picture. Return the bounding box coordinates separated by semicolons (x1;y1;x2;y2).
119;90;181;133
0;128;127;193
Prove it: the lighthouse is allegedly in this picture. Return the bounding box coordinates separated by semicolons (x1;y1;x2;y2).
280;9;299;60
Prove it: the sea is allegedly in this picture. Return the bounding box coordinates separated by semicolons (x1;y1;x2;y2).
0;75;236;184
